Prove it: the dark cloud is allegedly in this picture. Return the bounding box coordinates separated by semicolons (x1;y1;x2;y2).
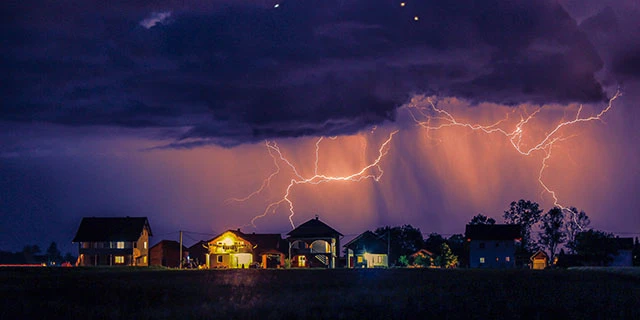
1;0;607;146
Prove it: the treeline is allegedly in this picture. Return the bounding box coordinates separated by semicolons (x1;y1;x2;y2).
0;242;76;266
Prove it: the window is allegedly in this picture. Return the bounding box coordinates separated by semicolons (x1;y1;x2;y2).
116;241;125;249
377;256;383;263
479;257;485;264
115;256;124;264
357;256;363;263
496;257;500;262
217;255;223;263
479;242;485;249
505;256;511;262
143;256;147;264
495;242;500;247
143;241;147;249
298;256;306;267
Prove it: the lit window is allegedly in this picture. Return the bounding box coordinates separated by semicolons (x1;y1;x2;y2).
115;256;124;264
479;257;485;264
496;257;499;262
357;256;363;263
505;257;511;262
117;241;125;249
298;256;306;267
144;242;147;249
143;256;147;264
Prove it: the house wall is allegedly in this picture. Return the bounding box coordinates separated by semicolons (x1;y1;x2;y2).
469;240;516;268
610;250;633;266
134;228;150;266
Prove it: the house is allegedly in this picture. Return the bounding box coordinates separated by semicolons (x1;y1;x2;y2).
610;237;634;267
344;230;388;268
150;240;186;268
287;216;342;268
73;217;152;266
465;224;521;268
188;240;209;267
205;229;287;269
530;250;549;270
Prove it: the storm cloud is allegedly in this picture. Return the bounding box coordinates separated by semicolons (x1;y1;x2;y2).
1;0;611;146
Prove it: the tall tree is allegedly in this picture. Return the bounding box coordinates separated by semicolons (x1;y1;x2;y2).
374;225;424;266
46;242;62;264
469;214;496;225
424;233;446;256
539;207;566;262
568;229;619;266
503;199;543;252
565;207;590;252
447;234;467;268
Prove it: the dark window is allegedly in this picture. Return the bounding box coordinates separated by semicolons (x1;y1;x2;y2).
217;256;223;263
479;242;485;249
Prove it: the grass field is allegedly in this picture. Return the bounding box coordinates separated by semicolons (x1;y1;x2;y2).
1;267;639;319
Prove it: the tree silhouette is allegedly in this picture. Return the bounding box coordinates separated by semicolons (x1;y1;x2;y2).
375;225;424;266
568;229;619;266
435;243;458;268
469;214;496;225
565;207;590;253
46;242;62;264
539;207;566;262
504;199;543;253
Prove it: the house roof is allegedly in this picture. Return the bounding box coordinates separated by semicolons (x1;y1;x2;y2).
343;231;387;253
530;250;549;261
72;217;152;242
287;216;343;238
150;240;186;251
411;249;434;258
207;230;286;254
465;224;521;241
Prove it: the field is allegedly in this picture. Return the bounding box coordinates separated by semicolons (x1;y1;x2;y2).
1;267;639;319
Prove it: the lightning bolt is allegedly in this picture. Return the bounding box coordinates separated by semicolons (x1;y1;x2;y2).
231;131;398;229
406;89;622;228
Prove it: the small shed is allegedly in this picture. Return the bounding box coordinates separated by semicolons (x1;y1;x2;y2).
530;250;549;270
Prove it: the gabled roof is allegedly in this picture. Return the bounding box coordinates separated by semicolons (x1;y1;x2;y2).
530;250;549;261
465;224;521;241
343;231;387;253
411;249;434;258
150;240;186;251
207;230;285;254
287;216;342;238
72;217;152;242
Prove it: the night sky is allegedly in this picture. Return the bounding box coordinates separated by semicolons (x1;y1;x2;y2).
1;0;639;254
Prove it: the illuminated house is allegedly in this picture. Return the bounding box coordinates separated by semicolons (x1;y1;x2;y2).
465;224;521;268
73;217;152;266
206;230;286;269
530;250;549;270
344;231;388;268
287;216;342;268
150;240;186;268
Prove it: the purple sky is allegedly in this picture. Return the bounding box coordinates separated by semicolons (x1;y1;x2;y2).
1;0;639;254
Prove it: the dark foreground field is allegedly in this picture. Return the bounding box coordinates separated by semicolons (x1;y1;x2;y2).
1;267;639;319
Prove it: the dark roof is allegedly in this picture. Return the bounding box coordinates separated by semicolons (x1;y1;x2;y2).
150;240;186;251
242;233;286;254
287;217;343;238
343;231;387;253
72;217;152;242
465;224;521;241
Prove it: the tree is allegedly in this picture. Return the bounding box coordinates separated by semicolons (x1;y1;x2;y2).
374;225;424;266
424;233;446;256
503;199;543;252
21;245;41;264
538;207;566;262
568;229;619;266
634;238;640;267
469;214;496;225
46;242;62;264
63;252;76;264
434;243;458;268
447;234;467;268
413;253;432;268
565;207;590;252
398;255;409;267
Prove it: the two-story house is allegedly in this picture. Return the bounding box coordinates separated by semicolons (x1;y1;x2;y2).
465;224;521;268
205;229;287;268
73;217;152;266
287;216;342;268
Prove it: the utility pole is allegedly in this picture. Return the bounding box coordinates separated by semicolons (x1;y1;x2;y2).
387;228;391;267
179;230;183;269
